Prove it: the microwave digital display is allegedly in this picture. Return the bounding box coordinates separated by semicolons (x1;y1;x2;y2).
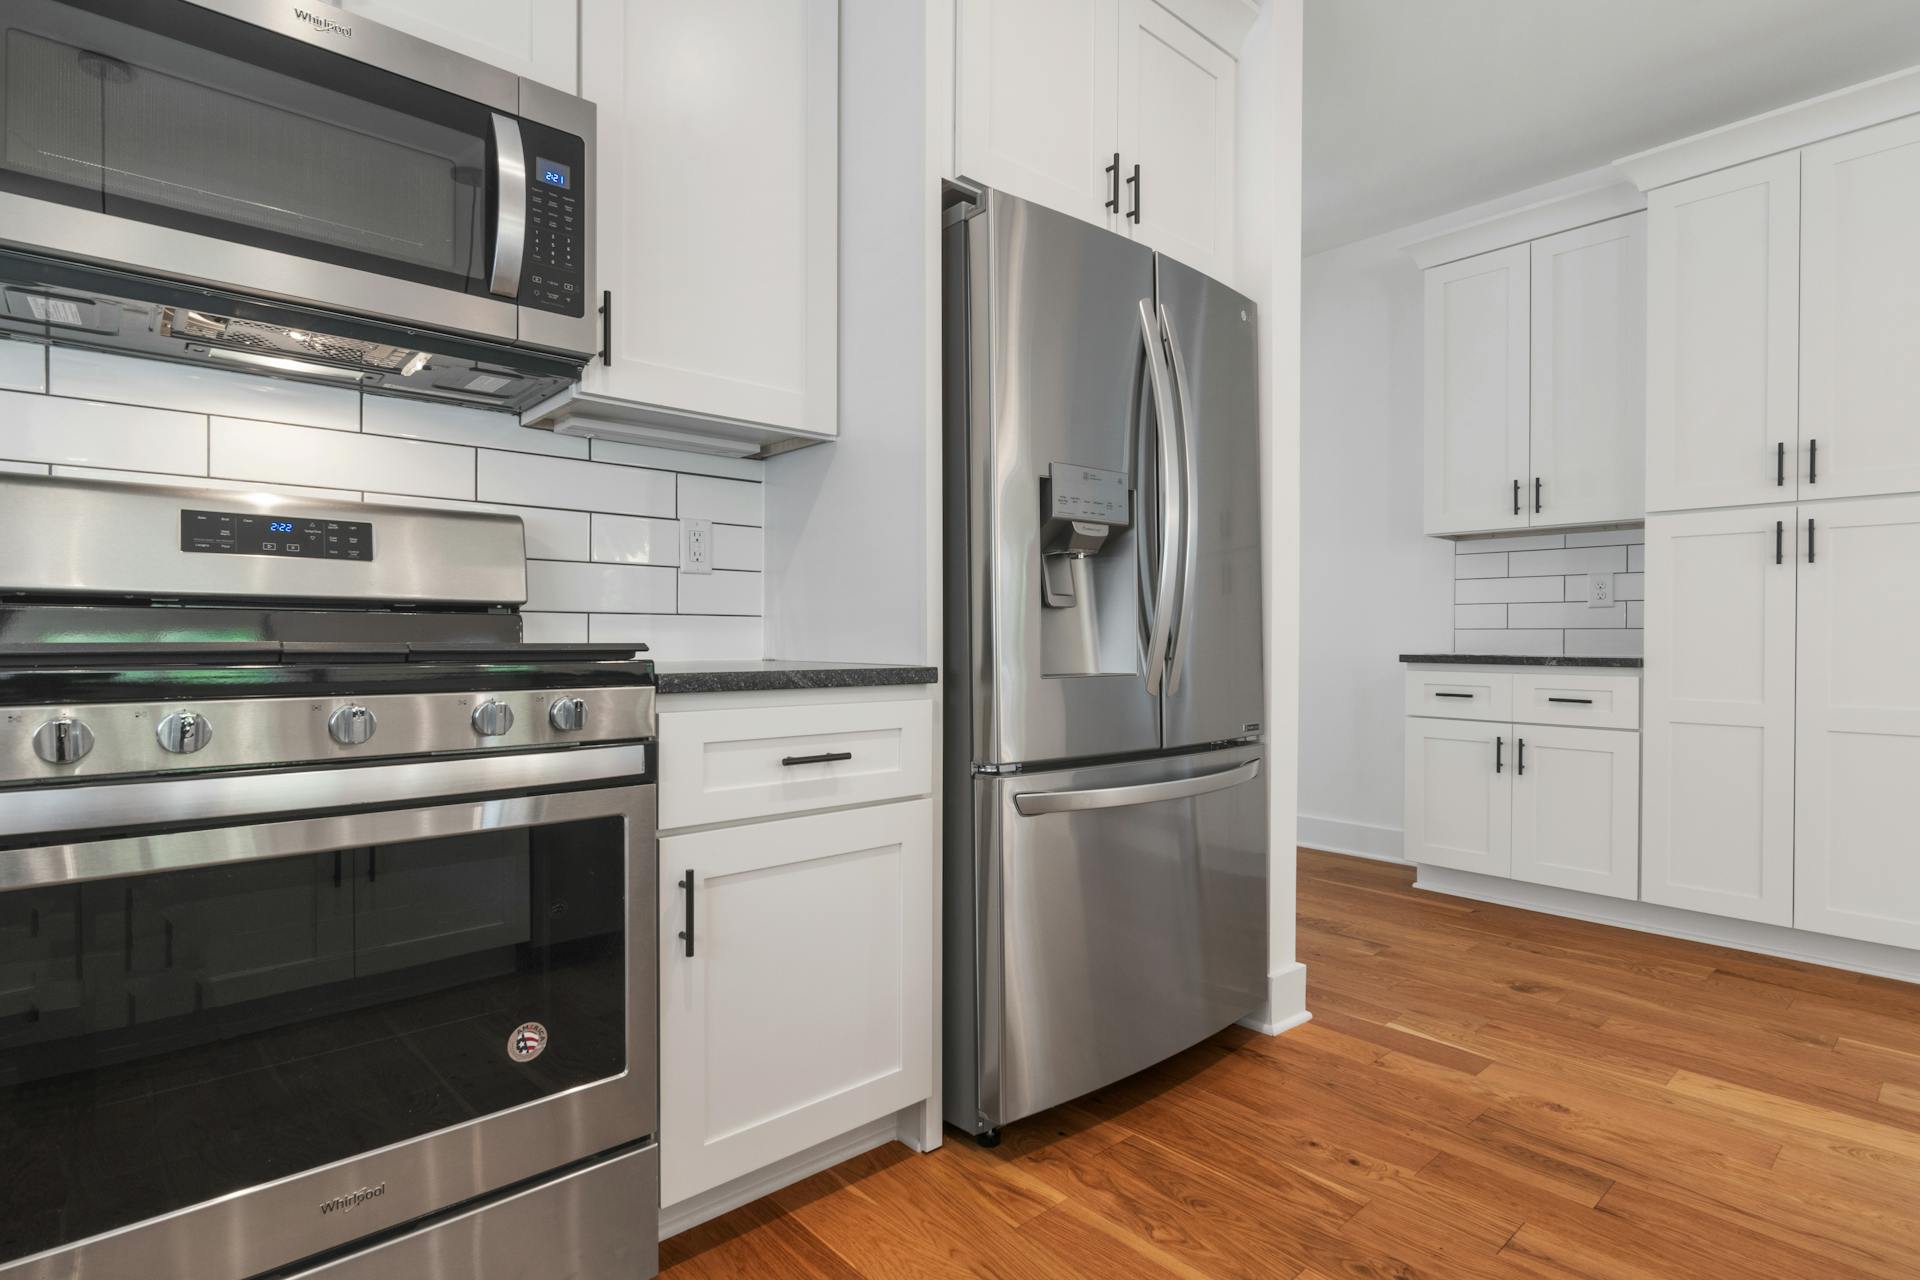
536;159;570;188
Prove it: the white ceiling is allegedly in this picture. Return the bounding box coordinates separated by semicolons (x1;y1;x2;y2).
1304;0;1920;253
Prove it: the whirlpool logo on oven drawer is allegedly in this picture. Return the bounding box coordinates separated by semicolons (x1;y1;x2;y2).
320;1183;386;1216
293;8;353;37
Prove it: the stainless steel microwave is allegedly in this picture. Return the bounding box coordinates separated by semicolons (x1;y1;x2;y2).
0;0;598;411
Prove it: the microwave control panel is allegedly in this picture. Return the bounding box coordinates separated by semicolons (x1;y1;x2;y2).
518;120;587;318
180;509;374;562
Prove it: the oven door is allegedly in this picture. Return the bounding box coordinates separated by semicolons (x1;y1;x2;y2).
0;746;655;1280
0;0;592;352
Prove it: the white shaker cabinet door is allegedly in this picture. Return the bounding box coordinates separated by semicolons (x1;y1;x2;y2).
339;0;579;91
1794;495;1920;948
1645;154;1799;513
1801;115;1920;502
1641;507;1796;925
1404;717;1512;877
1530;214;1645;527
658;801;932;1207
1509;725;1639;901
1423;246;1531;536
1116;0;1236;277
955;0;1120;228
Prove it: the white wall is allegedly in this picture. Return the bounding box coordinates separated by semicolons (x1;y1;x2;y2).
763;0;936;666
0;342;764;660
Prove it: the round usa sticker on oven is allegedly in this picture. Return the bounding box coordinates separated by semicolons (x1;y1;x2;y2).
508;1022;549;1063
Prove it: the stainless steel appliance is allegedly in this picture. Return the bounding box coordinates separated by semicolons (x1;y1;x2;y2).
0;0;597;412
0;475;658;1280
942;189;1268;1141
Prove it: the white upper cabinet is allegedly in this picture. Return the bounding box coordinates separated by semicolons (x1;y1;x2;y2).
1793;494;1920;948
1423;245;1531;535
954;0;1237;275
566;0;838;447
1530;215;1646;527
956;0;1120;228
1116;0;1236;278
1801;115;1920;502
338;0;579;91
1645;154;1800;514
1640;506;1797;926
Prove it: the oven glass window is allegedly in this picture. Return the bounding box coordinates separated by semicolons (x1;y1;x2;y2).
0;817;625;1262
0;0;493;291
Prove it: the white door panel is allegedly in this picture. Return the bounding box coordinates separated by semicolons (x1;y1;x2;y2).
1511;725;1639;900
340;0;578;91
1117;0;1235;276
1405;717;1512;876
1424;246;1531;535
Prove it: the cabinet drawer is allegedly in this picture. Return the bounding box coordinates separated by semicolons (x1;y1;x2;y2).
1512;673;1639;730
659;697;933;829
1405;671;1512;722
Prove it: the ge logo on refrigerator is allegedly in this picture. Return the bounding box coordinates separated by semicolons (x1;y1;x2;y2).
507;1022;549;1063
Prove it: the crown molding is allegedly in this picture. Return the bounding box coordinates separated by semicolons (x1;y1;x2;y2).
1616;63;1920;191
1398;170;1644;270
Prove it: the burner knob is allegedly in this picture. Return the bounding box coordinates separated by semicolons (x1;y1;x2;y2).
329;704;378;746
32;718;94;765
156;711;213;755
549;697;588;732
471;700;515;738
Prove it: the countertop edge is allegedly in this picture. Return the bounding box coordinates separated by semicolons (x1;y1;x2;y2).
1400;653;1643;669
655;666;940;695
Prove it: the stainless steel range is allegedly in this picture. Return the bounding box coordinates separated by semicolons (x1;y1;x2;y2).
0;476;658;1279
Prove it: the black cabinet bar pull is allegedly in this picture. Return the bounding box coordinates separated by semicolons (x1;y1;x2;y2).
598;290;613;366
1126;163;1141;223
1513;479;1521;516
1534;477;1542;514
1777;441;1785;487
1516;738;1526;776
782;751;853;767
1809;438;1818;485
1495;736;1503;774
678;871;695;958
1547;697;1593;704
1434;692;1474;699
1776;519;1784;565
1808;517;1816;564
1104;152;1120;212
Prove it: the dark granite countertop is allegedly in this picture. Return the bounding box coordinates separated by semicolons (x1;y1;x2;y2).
1401;653;1642;669
655;660;940;695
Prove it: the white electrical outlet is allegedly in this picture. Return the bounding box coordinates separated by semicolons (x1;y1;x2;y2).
1588;573;1612;607
682;518;713;574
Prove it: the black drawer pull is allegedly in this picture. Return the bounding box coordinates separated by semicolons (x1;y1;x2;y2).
782;751;853;767
678;870;695;958
1433;692;1475;699
1547;697;1594;705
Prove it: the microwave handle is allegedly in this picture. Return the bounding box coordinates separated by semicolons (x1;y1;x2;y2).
489;113;527;298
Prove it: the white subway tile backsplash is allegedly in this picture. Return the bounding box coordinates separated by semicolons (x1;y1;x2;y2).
0;390;206;473
1454;629;1564;656
713;524;763;571
592;514;679;566
588;437;766;481
0;340;45;392
51;348;359;431
678;474;762;526
677;570;763;616
1565;628;1644;658
1627;601;1644;628
1456;533;1565;554
1455;553;1508;579
50;466;358;501
1509;601;1628;629
590;612;765;660
1613;573;1644;602
1628;544;1646;573
363;397;588;458
212;418;471;498
1506;545;1629;578
521;612;590;643
1454;604;1508;629
478;450;675;517
362;493;589;561
1456;576;1565;604
527;561;675;614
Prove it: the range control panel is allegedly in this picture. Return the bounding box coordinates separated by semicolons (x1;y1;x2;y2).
180;509;375;562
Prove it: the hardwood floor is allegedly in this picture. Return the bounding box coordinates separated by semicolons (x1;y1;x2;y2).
660;849;1920;1278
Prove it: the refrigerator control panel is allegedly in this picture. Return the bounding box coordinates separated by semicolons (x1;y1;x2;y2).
1048;463;1130;526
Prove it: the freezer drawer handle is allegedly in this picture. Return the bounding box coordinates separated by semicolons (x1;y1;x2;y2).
782;751;853;767
1012;759;1261;817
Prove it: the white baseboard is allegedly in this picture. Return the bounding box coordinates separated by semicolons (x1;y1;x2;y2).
659;1112;906;1240
1297;814;1404;863
1239;959;1311;1034
1417;865;1920;986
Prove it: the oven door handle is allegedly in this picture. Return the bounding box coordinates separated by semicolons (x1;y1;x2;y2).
489;112;528;298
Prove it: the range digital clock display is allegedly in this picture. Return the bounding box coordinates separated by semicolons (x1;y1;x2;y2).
180;509;374;561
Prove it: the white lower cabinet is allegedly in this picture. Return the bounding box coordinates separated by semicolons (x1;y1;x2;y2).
1404;717;1511;877
659;799;932;1206
1510;726;1639;900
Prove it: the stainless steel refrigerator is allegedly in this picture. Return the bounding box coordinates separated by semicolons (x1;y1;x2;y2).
942;188;1268;1142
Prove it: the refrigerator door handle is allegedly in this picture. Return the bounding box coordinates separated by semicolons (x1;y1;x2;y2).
1012;758;1261;816
1138;298;1183;697
1158;302;1201;697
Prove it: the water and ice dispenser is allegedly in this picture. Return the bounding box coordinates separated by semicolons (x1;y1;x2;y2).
1039;462;1135;677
